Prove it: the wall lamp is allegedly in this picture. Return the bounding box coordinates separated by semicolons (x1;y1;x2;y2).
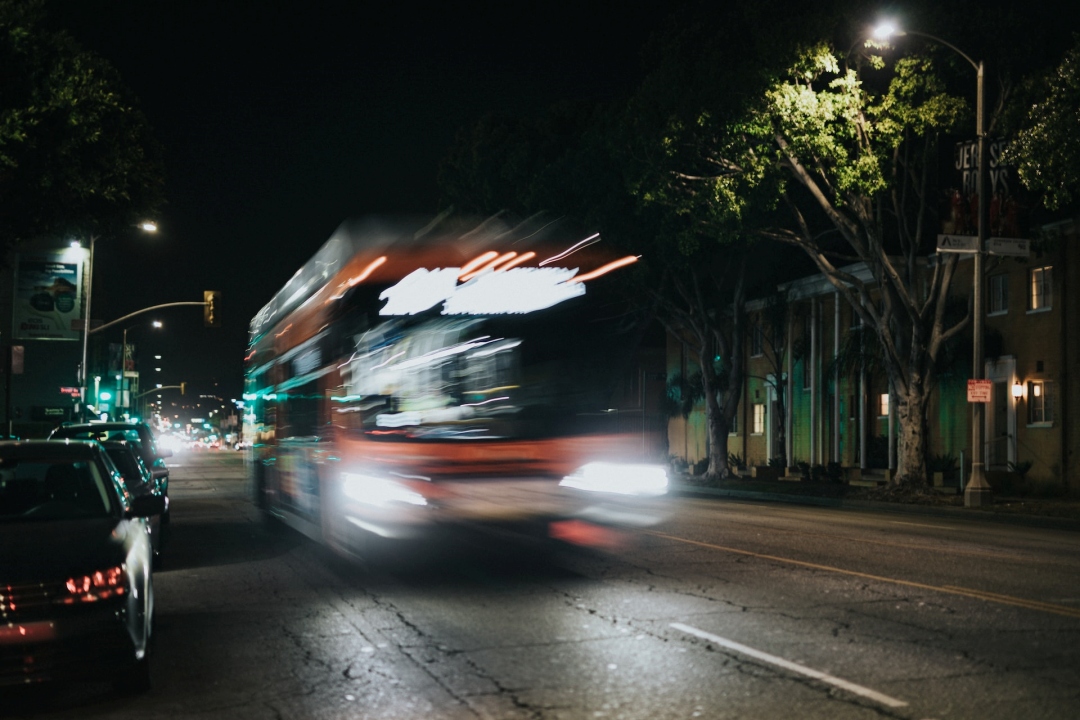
1012;382;1025;399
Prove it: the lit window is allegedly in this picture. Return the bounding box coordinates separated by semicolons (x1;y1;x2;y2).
878;393;890;417
989;274;1008;315
1030;267;1052;311
752;403;765;434
1028;380;1053;424
750;324;764;357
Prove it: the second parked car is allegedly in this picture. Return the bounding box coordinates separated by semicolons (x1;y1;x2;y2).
49;422;172;518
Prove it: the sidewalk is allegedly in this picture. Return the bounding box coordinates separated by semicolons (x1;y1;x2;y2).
672;476;1080;532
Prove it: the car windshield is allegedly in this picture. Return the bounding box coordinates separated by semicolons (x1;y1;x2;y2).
0;458;115;521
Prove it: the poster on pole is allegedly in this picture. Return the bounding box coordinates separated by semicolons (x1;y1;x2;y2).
967;379;992;403
13;250;85;341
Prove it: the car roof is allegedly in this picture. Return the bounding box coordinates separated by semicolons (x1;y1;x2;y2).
0;439;102;459
56;421;149;431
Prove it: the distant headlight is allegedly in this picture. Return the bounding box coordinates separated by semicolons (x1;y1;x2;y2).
61;565;127;604
560;462;668;497
342;472;428;508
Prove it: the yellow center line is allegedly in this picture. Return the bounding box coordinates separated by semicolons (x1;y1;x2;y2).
690;515;1018;561
645;530;1080;620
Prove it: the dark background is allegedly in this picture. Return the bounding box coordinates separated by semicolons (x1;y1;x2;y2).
45;0;674;402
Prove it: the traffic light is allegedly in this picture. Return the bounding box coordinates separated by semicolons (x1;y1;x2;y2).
180;382;186;396
203;290;221;328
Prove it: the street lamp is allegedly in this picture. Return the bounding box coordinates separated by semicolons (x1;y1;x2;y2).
872;22;992;507
77;222;158;419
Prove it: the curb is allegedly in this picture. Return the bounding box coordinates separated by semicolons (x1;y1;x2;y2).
672;483;1080;532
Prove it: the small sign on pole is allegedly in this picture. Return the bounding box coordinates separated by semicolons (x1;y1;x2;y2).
967;379;992;403
937;234;979;253
986;237;1031;257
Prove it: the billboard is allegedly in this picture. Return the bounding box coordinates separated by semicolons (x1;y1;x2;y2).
13;250;85;341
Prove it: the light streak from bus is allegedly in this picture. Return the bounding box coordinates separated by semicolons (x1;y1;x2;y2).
390;336;495;371
327;256;388;302
461;396;510;407
568;256;639;283
458;251;500;278
539;233;601;266
459;251;519;282
497;251;536;271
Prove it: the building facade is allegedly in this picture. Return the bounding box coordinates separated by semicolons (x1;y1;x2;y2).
668;217;1079;495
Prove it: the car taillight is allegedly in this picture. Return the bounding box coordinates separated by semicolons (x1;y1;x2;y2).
61;565;127;603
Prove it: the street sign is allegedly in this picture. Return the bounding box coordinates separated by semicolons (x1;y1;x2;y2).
967;379;992;403
987;237;1031;257
937;234;978;253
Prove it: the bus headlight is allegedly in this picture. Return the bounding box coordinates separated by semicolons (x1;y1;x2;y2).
559;462;668;497
342;472;429;508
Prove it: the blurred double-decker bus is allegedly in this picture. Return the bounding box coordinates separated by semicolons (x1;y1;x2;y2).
243;215;668;559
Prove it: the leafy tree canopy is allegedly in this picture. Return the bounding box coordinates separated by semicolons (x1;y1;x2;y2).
1007;35;1080;211
0;0;163;255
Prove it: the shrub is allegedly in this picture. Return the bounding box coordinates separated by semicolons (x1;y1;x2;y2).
929;454;958;478
1007;460;1034;479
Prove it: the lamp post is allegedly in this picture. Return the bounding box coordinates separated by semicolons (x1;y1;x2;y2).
120;320;162;420
76;221;158;421
872;22;992;506
77;235;97;421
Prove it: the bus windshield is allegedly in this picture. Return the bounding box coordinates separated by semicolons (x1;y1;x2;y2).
330;289;640;441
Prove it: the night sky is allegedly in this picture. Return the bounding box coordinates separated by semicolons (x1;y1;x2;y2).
46;0;673;402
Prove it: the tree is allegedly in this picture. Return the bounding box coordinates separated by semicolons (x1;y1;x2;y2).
0;0;163;255
614;0;833;481
1006;35;1080;211
709;43;970;486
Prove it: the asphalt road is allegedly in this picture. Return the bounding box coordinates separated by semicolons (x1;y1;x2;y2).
4;451;1080;719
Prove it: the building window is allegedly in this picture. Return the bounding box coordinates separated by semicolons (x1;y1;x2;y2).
729;408;738;435
750;324;764;357
1029;266;1052;311
988;274;1009;315
752;403;765;435
878;393;889;418
1028;380;1053;425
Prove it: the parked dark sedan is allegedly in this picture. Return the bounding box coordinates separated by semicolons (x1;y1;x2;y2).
0;440;164;692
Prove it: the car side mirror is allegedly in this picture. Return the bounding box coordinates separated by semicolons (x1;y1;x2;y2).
158;449;173;459
151;467;168;481
128;494;167;518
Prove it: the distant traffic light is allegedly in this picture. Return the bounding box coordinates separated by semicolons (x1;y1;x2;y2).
203;290;221;327
180;382;186;396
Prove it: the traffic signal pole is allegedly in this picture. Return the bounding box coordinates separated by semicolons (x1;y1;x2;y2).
88;301;211;336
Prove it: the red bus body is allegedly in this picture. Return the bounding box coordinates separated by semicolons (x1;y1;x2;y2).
244;216;668;558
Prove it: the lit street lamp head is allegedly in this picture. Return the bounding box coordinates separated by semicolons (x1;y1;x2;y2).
871;21;901;41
